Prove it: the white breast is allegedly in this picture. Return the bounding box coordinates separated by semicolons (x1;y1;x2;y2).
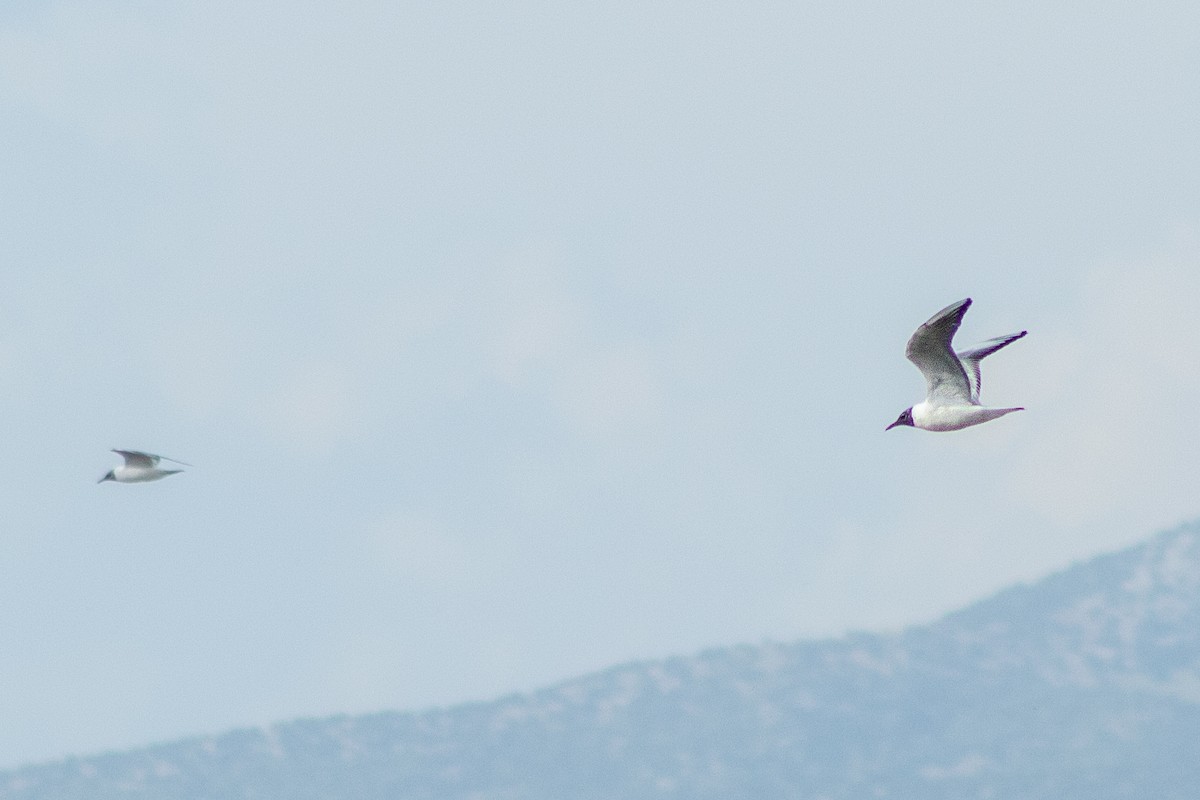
912;402;983;432
912;402;1022;432
115;466;162;483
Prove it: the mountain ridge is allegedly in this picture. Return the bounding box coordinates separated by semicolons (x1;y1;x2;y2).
4;521;1199;799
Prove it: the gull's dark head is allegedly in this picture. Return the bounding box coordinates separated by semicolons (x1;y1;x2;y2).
886;407;914;431
98;470;115;483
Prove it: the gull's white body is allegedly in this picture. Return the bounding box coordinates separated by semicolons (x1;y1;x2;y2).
888;298;1026;433
110;464;181;483
910;401;1021;432
99;450;190;483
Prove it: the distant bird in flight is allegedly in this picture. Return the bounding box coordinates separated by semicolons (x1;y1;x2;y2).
887;298;1026;432
98;450;191;483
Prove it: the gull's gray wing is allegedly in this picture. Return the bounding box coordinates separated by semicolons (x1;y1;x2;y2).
905;298;973;405
956;331;1027;402
113;450;193;468
114;449;160;468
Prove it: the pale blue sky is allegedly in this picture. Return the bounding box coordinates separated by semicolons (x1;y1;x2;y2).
2;0;1200;769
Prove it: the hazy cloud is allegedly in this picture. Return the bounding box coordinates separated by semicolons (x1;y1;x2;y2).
1010;231;1200;531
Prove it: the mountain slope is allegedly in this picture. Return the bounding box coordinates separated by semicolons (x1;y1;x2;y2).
4;523;1200;799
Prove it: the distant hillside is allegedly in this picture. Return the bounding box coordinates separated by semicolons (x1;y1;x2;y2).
4;523;1200;799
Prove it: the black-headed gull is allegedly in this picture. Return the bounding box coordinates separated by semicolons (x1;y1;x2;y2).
887;298;1026;432
98;450;191;483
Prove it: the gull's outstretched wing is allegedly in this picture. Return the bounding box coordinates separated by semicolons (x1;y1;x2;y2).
956;331;1027;402
114;449;159;468
905;298;973;405
112;450;193;468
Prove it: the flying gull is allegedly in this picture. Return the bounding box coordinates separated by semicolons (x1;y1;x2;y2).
98;449;192;483
887;298;1026;432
